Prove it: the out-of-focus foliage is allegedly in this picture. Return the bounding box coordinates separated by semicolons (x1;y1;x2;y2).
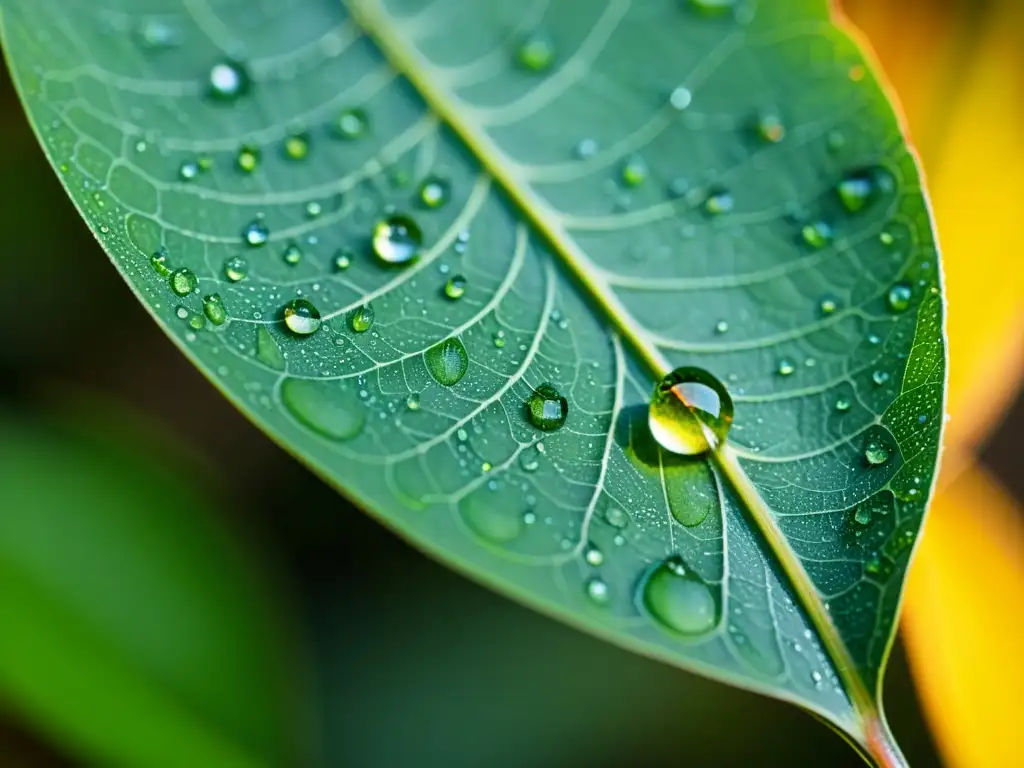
843;1;1024;765
0;404;310;768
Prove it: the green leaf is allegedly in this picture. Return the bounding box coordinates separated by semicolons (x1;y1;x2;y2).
0;0;945;762
0;405;309;768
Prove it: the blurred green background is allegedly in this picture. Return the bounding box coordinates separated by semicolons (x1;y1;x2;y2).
1;2;1022;766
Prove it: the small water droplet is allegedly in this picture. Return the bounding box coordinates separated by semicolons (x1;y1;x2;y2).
372;214;422;265
202;293;227;326
283;133;309;161
649;367;733;456
605;507;628;529
755;111;785;143
836;172;873;213
282;243;302;266
584;546;604;567
525;383;569;431
642;556;718;636
715;320;729;334
703;188;733;216
493;332;506;349
777;359;795;376
418;175;450;209
887;282;912;313
819;297;838;315
137;18;182;49
835;397;851;412
575;138;598;159
801;221;832;249
334;108;368;139
669;86;692;111
236;144;260;173
864;441;889;466
879;230;895;246
178;160;199;181
150;247;171;277
854;506;872;525
169;268;197;296
406;392;421;411
332;249;353;271
304;201;322;219
207;60;250;101
872;370;890;386
516;32;554;72
242;219;269;247
585;578;610;604
348;304;374;333
425;337;469;386
621;156;647;187
224;255;248;282
443;274;466;300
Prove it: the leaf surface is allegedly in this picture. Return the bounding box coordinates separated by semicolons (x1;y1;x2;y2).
0;0;945;756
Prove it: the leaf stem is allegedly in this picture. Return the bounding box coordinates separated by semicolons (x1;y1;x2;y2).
713;445;907;768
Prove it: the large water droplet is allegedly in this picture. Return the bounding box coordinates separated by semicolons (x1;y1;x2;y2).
864;441;890;466
169;268;197;296
282;298;321;336
525;383;568;431
207;60;250;101
348;304;374;333
887;282;912;313
203;293;227;326
281;378;366;441
425;337;469;386
418;176;450;209
459;490;524;543
642;556;718;636
372;214;422;265
648;367;733;456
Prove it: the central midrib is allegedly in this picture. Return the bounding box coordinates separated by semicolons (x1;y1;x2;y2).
345;0;884;747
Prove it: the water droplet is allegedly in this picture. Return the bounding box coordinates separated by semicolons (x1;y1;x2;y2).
242;219;269;247
236;144;260;173
137;19;182;49
304;201;322;219
372;214;422;265
348;304;374;333
281;378;366;441
879;230;895;246
801;221;832;249
178;160;199;181
283;133;309;160
169;268;197;296
669;86;692;110
642;556;718;636
282;298;321;336
703;188;733;216
819;297;838;315
621;156;647;187
604;507;628;529
224;255;248;282
418;176;450;209
584;545;604;567
282;243;302;266
836;173;874;213
864;441;889;466
325;109;366;143
493;332;506;349
835;397;851;413
516;32;554;72
444;274;466;300
872;370;890;386
854;506;872;525
406;392;421;411
777;359;795;376
648;367;733;456
150;247;171;277
425;337;469;386
887;282;912;313
585;578;610;605
715;320;729;334
525;383;568;431
207;60;250;101
202;293;227;326
755;111;785;143
575;138;598;159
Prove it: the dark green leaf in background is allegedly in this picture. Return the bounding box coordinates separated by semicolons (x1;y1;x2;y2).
0;405;310;768
0;0;944;762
